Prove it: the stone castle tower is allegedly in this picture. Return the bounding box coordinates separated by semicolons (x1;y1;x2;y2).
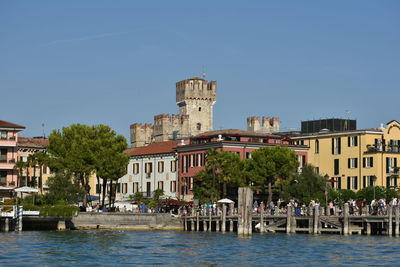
130;77;217;147
247;116;280;133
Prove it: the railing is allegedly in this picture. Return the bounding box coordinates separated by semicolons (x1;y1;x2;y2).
0;158;16;164
367;144;400;153
0;136;16;141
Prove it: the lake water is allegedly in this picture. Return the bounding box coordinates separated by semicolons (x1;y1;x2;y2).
1;231;400;266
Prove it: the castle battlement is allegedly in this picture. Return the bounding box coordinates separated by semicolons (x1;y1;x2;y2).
247;116;280;133
176;77;216;103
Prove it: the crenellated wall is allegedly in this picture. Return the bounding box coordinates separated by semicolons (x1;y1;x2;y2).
247;116;280;133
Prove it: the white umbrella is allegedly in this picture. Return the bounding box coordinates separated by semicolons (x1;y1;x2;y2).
14;186;39;193
217;198;234;204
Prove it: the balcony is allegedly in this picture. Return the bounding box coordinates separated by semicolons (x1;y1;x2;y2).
0;159;16;169
366;144;400;154
0;137;17;147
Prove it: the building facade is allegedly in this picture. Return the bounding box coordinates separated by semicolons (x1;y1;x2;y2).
130;77;217;148
176;129;309;201
291;120;400;190
0;120;25;188
116;140;179;201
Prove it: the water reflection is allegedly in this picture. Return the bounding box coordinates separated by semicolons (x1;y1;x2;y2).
1;231;400;265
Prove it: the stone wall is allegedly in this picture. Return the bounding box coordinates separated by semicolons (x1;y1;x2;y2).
71;213;183;230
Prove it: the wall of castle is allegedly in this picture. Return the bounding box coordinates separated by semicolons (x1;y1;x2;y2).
247;116;280;133
130;123;153;147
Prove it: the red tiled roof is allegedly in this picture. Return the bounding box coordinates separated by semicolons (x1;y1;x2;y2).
0;120;25;129
194;129;280;138
17;137;48;149
124;140;179;157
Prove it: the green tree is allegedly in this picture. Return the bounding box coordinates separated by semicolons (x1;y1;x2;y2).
356;186;399;203
149;189;164;209
34;151;48;194
27;154;38;187
14;160;26;187
193;149;244;202
130;192;144;210
45;172;85;204
278;165;327;204
247;146;299;203
47;124;128;207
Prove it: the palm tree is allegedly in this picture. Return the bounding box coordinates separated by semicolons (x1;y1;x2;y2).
35;152;48;194
27;154;38;187
14;160;26;187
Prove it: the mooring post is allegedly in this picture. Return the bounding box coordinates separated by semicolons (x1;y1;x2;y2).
229;219;234;232
196;212;200;232
313;205;319;234
395;206;399;236
237;188;244;235
222;204;226;233
286;205;292;234
203;219;207;232
260;202;265;233
183;217;187;231
237;187;253;236
3;218;9;232
16;206;23;232
343;203;349;235
388;205;393;236
366;222;371;235
209;211;212;232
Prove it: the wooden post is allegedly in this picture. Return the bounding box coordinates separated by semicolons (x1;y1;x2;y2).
388;205;393;236
286;205;292;234
395;206;399;236
260;202;264;233
343;203;349;235
366;222;371;235
229;203;234;216
184;217;187;231
196;212;200;232
229;219;233;232
291;209;297;233
313;205;319;234
203;220;207;232
238;187;253;236
209;211;212;232
222;204;226;233
3;218;9;232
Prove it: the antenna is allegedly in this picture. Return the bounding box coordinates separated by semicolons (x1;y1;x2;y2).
42;123;45;138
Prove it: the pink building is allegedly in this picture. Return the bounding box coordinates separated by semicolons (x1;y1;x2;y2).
176;129;309;201
0;120;25;188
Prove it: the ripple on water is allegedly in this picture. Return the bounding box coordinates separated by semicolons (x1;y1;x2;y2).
2;231;400;266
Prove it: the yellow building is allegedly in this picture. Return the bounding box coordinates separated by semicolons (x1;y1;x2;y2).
292;120;400;191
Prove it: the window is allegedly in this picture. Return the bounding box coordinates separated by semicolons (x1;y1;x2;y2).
315;140;319;154
363;176;375;188
170;160;176;172
182;155;189;173
0;171;7;184
348;136;358;147
198;107;201;112
386;176;398;188
170;181;176;193
334;159;340;175
348;158;358;169
0;149;7;162
96;184;101;194
0;131;7;140
331;177;341;190
190;154;194;167
246;152;252;159
197;154;202;167
347;176;358;190
196;123;201;131
332;137;341;155
133;163;140;174
145;162;153;174
386;157;397;174
122;183;127;194
363;157;373;168
158;161;164;173
133;182;139;193
43;165;48;174
158;181;164;191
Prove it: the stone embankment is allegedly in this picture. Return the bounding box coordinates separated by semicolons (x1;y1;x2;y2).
71;212;183;230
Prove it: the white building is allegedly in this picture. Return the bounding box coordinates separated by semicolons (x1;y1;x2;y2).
117;140;179;201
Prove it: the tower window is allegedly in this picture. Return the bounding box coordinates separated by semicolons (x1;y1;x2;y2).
198;107;201;112
196;123;201;131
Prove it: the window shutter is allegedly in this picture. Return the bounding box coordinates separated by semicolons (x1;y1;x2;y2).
363;176;366;188
386;157;390;173
338;138;341;154
354;177;358;189
355;136;358;146
348;136;351;147
387;176;391;188
371;157;374;168
338;177;341;189
348;158;351;168
363;158;366;168
347;177;351;189
395;158;398;167
355;159;358;168
332;138;334;154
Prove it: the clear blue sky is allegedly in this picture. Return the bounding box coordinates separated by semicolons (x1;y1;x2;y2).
1;1;399;141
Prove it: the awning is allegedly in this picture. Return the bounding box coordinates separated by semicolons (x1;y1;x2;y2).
14;186;39;193
217;198;234;204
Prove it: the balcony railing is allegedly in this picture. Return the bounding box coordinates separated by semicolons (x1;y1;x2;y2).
0;136;16;141
0;158;16;164
366;144;400;153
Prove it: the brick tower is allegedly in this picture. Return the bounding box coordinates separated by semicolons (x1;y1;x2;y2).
176;77;217;136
